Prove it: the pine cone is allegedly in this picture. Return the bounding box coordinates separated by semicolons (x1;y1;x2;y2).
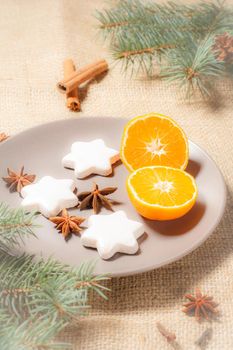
213;33;233;63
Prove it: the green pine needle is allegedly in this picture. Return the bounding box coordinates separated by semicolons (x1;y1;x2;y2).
0;311;71;350
96;0;233;97
162;35;225;98
0;203;38;252
0;204;109;349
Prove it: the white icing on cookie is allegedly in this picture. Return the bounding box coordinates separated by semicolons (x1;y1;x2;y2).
81;210;145;260
21;176;78;217
62;139;119;179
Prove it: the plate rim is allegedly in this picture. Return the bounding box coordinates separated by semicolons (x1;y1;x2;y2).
0;117;227;277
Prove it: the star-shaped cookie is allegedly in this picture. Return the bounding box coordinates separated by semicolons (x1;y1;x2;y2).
62;139;120;178
81;211;145;259
21;176;78;217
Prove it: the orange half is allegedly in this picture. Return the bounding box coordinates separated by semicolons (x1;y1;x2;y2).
127;166;197;220
121;113;189;172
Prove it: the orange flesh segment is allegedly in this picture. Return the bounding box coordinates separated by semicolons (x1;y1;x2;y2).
129;166;196;207
121;113;188;171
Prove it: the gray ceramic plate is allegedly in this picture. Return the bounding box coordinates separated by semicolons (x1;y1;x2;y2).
0;118;226;277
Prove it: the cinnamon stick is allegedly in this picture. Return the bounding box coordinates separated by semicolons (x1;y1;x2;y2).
57;59;108;94
64;59;80;111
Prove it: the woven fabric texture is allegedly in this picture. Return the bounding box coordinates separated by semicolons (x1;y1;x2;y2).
0;0;233;349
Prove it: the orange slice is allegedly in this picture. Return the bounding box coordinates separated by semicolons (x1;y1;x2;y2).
127;166;197;220
120;113;189;172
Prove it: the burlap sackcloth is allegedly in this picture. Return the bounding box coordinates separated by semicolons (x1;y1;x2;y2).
0;0;233;349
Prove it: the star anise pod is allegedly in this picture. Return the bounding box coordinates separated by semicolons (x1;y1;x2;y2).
78;183;117;214
49;208;85;240
183;288;219;321
0;132;9;142
2;166;36;193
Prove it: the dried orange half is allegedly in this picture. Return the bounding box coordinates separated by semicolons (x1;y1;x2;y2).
120;113;189;172
127;166;197;220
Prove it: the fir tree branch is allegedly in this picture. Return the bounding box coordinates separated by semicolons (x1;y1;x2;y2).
0;252;109;349
96;0;233;97
96;0;193;35
0;204;109;349
162;35;224;98
0;253;109;321
161;0;228;97
0;310;71;350
0;203;38;252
